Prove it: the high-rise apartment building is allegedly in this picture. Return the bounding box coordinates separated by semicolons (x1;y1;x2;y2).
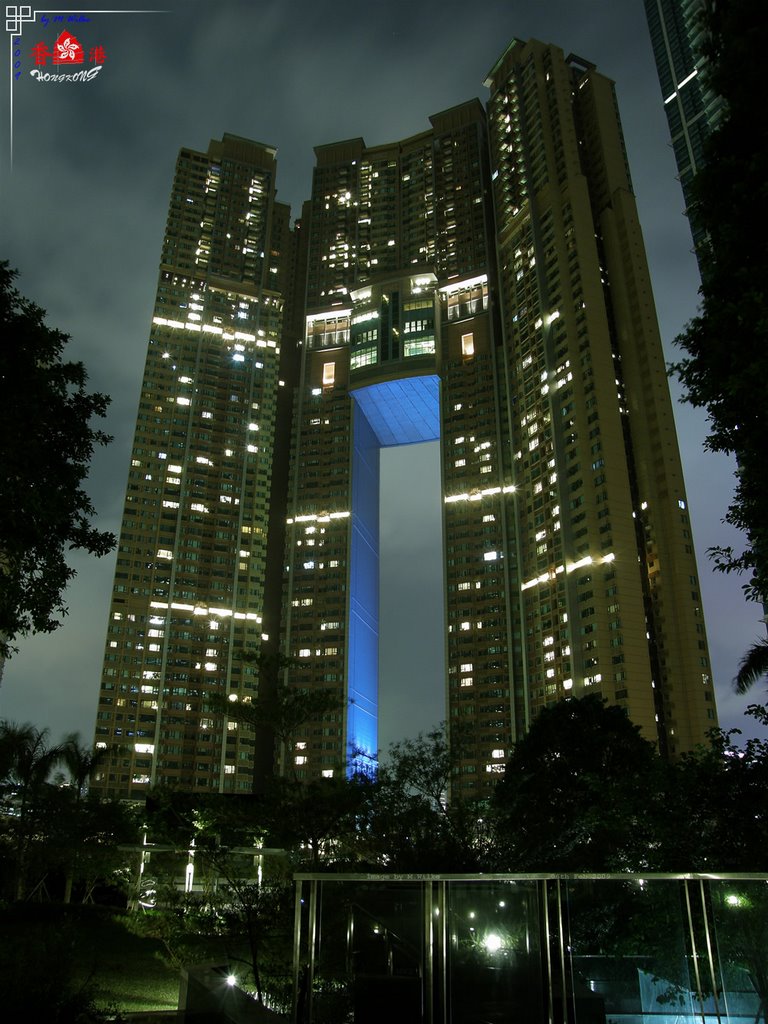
93;135;300;798
93;39;716;799
643;0;722;253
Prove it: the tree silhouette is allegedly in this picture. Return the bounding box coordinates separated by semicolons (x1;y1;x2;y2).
0;262;114;658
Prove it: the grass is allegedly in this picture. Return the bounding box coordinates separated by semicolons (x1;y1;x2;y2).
0;902;180;1015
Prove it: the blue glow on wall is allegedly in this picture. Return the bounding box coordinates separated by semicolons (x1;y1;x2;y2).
350;375;440;447
347;374;441;774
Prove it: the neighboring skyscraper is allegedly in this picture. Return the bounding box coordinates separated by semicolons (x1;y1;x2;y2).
94;39;717;799
93;135;300;798
643;0;722;253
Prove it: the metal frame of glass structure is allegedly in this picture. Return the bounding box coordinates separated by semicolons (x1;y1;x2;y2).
292;872;768;1024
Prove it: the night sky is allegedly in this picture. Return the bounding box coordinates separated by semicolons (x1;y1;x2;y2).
1;0;761;753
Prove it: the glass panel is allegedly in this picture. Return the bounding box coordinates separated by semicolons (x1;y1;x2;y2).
446;879;545;1024
312;880;424;1023
562;878;700;1024
708;879;768;1023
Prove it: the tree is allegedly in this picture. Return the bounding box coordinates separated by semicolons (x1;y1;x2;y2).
0;723;134;903
734;637;768;695
0;721;65;898
669;0;768;602
213;651;343;780
360;724;487;871
61;732;107;801
669;709;768;871
0;262;115;657
489;696;665;871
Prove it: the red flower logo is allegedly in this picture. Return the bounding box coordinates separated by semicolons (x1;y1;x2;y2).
52;31;84;65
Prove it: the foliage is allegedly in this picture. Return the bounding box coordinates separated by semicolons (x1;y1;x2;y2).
0;903;176;1017
489;696;667;871
665;714;768;871
669;0;768;601
488;696;768;873
0;904;127;1022
0;261;115;656
733;636;768;695
210;651;344;780
262;773;369;868
128;874;294;1008
0;721;138;902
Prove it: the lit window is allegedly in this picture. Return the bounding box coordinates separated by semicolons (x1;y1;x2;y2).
461;333;474;357
322;362;335;387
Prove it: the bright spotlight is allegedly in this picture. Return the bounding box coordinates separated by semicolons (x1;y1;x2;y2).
484;933;503;953
226;974;237;987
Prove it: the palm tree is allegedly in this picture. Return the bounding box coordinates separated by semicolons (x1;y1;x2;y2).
61;732;106;800
59;734;108;901
734;638;768;695
0;721;65;898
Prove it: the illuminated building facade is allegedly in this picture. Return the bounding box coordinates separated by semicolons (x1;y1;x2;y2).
283;40;715;792
94;40;716;799
643;0;722;254
93;135;300;798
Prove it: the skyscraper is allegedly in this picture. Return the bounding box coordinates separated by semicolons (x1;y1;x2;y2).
93;39;716;800
643;0;723;253
93;135;300;798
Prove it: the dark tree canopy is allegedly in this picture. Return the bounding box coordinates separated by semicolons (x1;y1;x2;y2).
670;0;768;601
0;262;115;655
490;696;665;871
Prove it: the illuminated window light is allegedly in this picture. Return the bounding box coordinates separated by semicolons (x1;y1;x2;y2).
438;272;488;295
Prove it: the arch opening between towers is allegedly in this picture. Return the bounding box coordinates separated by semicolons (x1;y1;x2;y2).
347;375;442;773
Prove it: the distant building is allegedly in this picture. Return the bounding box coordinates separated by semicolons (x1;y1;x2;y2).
93;39;716;800
643;0;723;254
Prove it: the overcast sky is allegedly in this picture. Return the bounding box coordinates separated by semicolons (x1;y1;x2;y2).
1;0;762;753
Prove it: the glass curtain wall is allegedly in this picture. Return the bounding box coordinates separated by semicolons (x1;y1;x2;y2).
292;874;768;1024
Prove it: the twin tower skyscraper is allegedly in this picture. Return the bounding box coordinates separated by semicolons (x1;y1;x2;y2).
92;38;716;799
